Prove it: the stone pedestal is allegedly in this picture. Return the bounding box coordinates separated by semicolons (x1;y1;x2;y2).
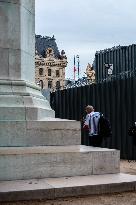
0;0;120;183
0;118;81;146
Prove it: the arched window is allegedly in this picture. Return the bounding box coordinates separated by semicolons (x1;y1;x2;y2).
48;69;51;76
39;68;43;75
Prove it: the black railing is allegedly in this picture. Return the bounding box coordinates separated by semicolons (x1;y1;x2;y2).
59;69;136;90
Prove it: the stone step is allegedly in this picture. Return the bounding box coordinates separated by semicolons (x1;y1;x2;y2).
0;145;120;181
0;173;136;202
0;118;81;146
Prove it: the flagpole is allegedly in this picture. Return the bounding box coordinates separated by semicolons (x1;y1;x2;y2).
74;55;76;81
76;55;80;79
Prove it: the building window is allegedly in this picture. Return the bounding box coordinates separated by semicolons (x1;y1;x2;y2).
56;70;60;77
48;69;51;76
39;80;43;89
48;81;52;88
39;68;43;75
56;81;60;89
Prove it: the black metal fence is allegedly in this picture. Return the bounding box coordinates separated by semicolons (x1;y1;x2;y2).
95;44;136;82
51;76;136;160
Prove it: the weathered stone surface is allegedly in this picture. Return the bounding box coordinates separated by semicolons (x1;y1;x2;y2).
0;119;81;146
0;146;119;181
0;173;136;202
0;2;20;50
0;48;9;78
0;80;55;121
92;150;120;174
0;0;35;14
0;0;34;82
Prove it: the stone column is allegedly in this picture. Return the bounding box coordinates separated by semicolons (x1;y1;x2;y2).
0;0;54;120
0;0;35;82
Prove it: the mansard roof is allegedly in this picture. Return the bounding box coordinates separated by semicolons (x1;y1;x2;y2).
35;35;60;58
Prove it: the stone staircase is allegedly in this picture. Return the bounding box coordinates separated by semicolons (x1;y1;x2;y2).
0;117;120;181
0;1;136;202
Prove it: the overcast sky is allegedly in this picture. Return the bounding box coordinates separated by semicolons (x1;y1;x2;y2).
35;0;136;79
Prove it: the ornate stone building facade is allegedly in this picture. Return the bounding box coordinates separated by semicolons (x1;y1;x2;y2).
35;35;67;92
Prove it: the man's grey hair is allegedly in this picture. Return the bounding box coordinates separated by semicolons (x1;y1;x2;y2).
85;105;94;111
